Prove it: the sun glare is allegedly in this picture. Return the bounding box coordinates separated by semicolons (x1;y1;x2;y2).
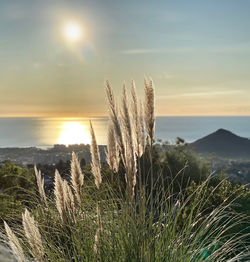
63;21;83;42
58;122;90;146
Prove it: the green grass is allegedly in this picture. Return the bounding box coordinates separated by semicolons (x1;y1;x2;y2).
2;172;249;262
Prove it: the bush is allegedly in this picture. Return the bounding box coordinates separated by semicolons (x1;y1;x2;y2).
0;161;35;222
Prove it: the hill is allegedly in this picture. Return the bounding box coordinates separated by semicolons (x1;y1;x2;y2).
189;129;250;159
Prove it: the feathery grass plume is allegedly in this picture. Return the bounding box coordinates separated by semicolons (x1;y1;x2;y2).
121;83;133;146
34;165;47;206
22;209;44;262
139;101;146;154
4;221;25;262
105;80;126;163
54;169;66;222
71;152;84;205
90;121;102;189
144;77;155;146
106;121;120;173
131;81;144;157
63;179;76;222
121;83;137;199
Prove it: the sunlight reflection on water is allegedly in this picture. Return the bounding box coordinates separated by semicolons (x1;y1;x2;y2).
47;117;109;147
58;121;91;146
0;117;109;148
1;116;250;148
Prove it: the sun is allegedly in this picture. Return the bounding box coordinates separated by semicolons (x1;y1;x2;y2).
63;21;83;42
58;122;91;146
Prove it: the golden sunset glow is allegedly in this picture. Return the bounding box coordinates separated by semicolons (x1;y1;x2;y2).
63;21;83;42
58;122;91;145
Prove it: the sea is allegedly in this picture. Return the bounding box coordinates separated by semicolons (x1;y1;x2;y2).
0;116;250;148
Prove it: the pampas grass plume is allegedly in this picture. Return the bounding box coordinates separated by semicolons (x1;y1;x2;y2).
63;179;76;222
4;221;25;262
71;152;84;205
105;80;126;163
144;78;155;146
90;121;102;189
121;83;137;199
34;165;47;206
139;101;146;155
54;169;66;222
22;209;44;262
131;81;144;157
107;121;120;173
121;83;133;148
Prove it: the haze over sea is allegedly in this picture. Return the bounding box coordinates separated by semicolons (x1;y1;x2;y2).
1;116;250;148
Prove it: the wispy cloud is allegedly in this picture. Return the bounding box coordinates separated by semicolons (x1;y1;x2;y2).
121;47;196;55
157;90;244;99
122;44;250;55
180;90;243;97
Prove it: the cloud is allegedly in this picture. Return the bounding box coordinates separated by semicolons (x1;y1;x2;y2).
157;90;244;99
181;90;243;97
121;47;197;55
122;44;250;55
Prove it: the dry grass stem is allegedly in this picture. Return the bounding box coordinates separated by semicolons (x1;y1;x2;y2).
144;78;155;146
131;81;144;157
34;166;47;206
93;205;103;260
106;81;137;197
63;180;76;222
121;84;137;199
22;209;44;262
139;101;146;154
90;121;102;189
71;152;84;205
105;80;126;163
54;169;66;222
107;121;120;172
121;83;133;147
55;169;76;222
4;221;25;262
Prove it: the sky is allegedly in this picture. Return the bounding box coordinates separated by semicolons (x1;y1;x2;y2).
1;0;250;117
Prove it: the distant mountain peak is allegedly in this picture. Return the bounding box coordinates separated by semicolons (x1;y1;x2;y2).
216;128;230;133
190;129;250;159
214;128;234;134
212;128;237;138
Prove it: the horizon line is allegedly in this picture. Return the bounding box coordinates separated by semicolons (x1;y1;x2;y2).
1;115;250;118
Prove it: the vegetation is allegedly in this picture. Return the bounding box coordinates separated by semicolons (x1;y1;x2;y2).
0;161;35;222
1;79;250;261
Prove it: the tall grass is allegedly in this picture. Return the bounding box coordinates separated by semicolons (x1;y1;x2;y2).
1;79;250;261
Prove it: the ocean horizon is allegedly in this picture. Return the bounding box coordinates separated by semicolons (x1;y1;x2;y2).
0;116;250;148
